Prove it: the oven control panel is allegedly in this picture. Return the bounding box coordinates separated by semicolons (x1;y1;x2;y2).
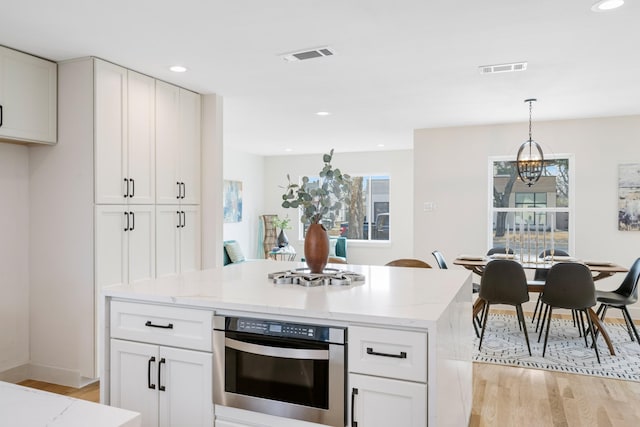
224;317;337;342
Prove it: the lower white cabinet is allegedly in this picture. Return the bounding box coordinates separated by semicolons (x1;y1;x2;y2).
349;373;426;427
110;338;213;427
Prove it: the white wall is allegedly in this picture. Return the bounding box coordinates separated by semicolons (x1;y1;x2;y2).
0;144;30;380
223;148;265;259
413;115;640;315
263;150;414;266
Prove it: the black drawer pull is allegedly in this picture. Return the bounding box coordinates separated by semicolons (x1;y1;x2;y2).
158;358;166;392
145;321;174;329
366;347;407;359
147;356;156;389
351;387;358;427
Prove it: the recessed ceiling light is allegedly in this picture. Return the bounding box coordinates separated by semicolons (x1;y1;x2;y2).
284;148;293;152
316;111;331;116
377;144;385;148
169;65;187;73
591;0;624;11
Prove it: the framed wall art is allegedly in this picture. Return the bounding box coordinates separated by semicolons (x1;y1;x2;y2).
223;180;243;223
618;164;640;231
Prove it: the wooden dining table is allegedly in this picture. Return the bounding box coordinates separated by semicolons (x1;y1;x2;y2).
454;255;629;356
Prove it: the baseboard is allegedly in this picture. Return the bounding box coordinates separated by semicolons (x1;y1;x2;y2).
0;364;30;383
26;363;98;388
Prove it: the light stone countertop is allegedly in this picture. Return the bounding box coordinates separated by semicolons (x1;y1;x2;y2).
103;260;472;328
0;381;141;427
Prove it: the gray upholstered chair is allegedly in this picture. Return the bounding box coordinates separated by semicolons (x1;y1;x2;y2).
595;257;640;346
478;259;531;355
540;263;600;363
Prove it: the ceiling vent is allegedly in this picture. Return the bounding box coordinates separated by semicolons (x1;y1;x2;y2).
280;46;336;62
479;62;528;75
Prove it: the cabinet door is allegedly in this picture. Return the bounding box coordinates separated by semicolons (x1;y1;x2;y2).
178;89;201;205
155;80;180;204
179;205;201;274
0;45;57;143
127;70;155;205
156;206;180;278
158;346;213;427
128;205;156;284
95;205;128;288
95;59;127;204
110;339;159;427
349;373;426;427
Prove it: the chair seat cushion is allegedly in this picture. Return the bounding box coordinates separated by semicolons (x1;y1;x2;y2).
596;290;637;305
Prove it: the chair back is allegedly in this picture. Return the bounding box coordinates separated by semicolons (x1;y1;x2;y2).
615;257;640;302
541;263;595;310
486;247;515;256
533;249;570;281
385;259;432;268
431;251;448;269
479;259;529;305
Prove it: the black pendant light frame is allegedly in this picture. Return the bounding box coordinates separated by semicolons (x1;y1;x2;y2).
516;98;544;187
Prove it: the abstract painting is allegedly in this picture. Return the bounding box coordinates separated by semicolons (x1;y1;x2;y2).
223;180;243;223
619;164;640;231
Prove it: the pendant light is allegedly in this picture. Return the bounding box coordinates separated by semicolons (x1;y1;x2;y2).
516;98;544;187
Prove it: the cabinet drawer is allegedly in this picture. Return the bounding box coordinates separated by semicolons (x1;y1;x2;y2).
110;300;212;351
348;326;427;382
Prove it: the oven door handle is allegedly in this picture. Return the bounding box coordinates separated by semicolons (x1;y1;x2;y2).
225;337;329;360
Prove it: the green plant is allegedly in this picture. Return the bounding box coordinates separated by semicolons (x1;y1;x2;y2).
273;216;292;231
281;149;351;229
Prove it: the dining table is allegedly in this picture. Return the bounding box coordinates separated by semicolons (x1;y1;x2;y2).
454;254;629;356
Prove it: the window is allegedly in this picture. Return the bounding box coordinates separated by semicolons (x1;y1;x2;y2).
302;175;391;241
489;156;573;256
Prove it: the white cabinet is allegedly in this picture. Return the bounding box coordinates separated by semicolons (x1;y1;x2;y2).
156;80;201;205
0;45;56;144
348;326;428;427
110;339;212;427
109;302;213;427
95;60;155;205
95;205;155;288
156;205;201;278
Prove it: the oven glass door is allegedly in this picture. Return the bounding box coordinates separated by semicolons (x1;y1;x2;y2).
224;331;330;409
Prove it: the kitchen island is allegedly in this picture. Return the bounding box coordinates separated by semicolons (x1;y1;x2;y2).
102;260;472;427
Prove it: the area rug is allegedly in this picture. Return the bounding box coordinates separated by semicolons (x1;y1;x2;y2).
473;312;640;381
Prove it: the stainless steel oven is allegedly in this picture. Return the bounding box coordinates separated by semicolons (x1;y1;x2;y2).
213;315;346;427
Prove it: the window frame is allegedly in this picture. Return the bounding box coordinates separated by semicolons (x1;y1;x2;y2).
487;154;575;255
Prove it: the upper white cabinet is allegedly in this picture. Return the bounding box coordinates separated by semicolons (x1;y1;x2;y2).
156;80;201;205
0;45;57;144
95;60;155;205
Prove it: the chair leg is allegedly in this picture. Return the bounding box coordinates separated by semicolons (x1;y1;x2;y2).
516;304;532;356
622;306;640;345
538;304;550;342
542;306;554;357
478;303;491;351
578;310;588;347
584;308;601;364
572;309;577;327
532;295;541;324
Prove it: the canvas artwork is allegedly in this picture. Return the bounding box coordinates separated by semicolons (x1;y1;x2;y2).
223;180;243;223
618;164;640;231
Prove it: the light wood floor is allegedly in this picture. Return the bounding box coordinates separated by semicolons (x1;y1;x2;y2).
18;379;100;403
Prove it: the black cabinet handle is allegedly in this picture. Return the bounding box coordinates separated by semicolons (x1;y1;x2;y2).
129;211;135;231
181;182;186;199
176;211;181;228
158;358;166;392
124;178;129;198
176;182;181;199
0;105;3;127
366;347;407;359
145;320;174;329
181;211;185;228
147;356;156;389
351;388;358;427
130;178;135;198
124;212;129;231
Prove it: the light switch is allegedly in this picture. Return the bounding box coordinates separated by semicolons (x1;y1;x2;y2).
423;202;435;212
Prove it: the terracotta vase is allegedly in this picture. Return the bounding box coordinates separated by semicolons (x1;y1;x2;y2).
304;223;329;274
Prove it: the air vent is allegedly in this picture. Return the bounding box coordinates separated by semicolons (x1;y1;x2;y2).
280;46;336;62
479;62;528;75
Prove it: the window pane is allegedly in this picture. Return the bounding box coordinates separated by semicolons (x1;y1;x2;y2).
492;212;569;256
493;159;569;208
339;175;390;241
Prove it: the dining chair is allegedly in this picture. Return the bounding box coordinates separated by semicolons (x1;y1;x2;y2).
486;247;515;256
532;249;571;330
540;263;600;363
385;258;432;268
478;259;531;355
595;257;640;346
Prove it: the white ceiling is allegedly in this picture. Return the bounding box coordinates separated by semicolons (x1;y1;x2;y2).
1;1;638;156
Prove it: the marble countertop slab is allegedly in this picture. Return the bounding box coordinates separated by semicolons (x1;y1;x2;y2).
0;381;141;427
